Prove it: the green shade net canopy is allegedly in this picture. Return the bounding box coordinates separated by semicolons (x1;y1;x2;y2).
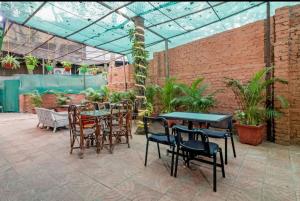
0;1;300;61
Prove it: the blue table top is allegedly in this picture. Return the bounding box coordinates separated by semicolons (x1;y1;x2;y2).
159;112;231;123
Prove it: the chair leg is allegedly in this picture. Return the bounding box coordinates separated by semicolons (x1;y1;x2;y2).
219;148;225;178
230;135;236;158
144;140;149;166
213;154;217;192
157;143;161;158
53;127;57;133
171;145;175;176
174;146;180;178
224;137;228;164
70;136;75;154
37;122;40;128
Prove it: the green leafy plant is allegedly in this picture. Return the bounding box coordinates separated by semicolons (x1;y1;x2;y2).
160;78;181;113
109;91;123;103
29;90;43;107
62;61;72;71
55;92;71;106
1;54;20;69
79;64;88;73
173;78;218;112
121;90;136;104
45;60;53;71
100;85;110;102
25;54;38;71
81;88;102;102
225;67;289;125
145;84;161;105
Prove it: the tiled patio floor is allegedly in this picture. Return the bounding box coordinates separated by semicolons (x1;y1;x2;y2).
0;113;300;201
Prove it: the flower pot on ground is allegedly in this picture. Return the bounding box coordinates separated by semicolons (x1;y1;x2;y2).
25;54;38;74
1;54;20;70
235;124;266;145
225;67;289;145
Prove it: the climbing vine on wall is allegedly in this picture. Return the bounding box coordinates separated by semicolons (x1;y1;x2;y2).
128;28;149;103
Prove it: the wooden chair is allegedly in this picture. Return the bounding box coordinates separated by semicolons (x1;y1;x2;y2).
68;105;96;156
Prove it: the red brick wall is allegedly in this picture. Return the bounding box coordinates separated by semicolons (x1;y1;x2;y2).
107;64;135;92
19;94;86;113
273;5;300;145
149;21;266;113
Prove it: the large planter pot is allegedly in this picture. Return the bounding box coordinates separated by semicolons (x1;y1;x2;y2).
235;123;266;146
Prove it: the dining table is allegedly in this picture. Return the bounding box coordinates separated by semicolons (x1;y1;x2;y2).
159;112;233;166
80;109;113;154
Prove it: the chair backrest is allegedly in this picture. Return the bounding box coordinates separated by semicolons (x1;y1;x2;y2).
143;116;170;141
174;126;210;155
82;101;96;111
68;105;80;133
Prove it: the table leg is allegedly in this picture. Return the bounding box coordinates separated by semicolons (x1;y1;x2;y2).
96;117;101;154
188;121;193;140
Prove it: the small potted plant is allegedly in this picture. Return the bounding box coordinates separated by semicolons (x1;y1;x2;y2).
225;67;289;145
25;54;39;74
1;54;20;69
79;63;88;74
55;92;71;112
62;61;72;72
45;60;54;72
29;90;43;114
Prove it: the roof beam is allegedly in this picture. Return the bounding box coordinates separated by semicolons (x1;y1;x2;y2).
147;1;188;31
64;2;133;38
98;2;171;43
22;2;46;25
207;2;227;30
3;21;13;37
7;20;124;56
117;2;266;55
95;1;227;47
25;35;55;55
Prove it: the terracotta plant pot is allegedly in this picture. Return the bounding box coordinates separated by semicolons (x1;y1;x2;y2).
3;63;13;69
64;66;71;72
235;123;266;145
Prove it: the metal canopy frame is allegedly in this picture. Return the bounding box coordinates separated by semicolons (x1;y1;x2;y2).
1;1;299;63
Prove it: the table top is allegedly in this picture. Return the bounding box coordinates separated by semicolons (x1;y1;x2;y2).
80;110;111;117
159;112;231;123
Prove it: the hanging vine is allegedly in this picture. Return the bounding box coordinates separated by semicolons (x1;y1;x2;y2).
128;27;149;103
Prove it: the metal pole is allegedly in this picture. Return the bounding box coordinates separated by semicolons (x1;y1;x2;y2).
164;40;169;78
42;58;45;75
83;72;86;90
265;2;273;142
122;56;128;91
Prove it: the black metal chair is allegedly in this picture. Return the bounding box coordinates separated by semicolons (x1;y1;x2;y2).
173;126;225;192
143;116;176;176
200;114;236;164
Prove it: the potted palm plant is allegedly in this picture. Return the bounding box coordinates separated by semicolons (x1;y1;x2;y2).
62;61;72;72
173;78;217;113
25;54;38;73
79;64;88;74
100;85;110;102
29;90;43;114
145;84;161;117
1;54;20;69
225;67;289;145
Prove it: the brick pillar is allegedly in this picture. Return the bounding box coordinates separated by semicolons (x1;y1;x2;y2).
274;7;291;145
